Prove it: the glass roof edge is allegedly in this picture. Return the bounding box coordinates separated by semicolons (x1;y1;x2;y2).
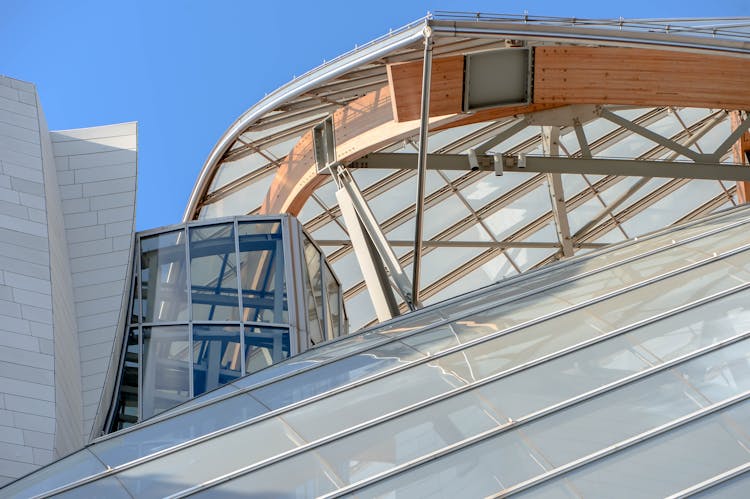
184;22;427;223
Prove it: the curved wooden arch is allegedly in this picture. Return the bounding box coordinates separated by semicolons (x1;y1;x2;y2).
260;45;750;217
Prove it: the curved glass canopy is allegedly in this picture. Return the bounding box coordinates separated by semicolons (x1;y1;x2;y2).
184;13;750;331
5;195;750;498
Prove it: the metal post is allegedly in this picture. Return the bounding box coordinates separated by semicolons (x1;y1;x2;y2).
412;26;433;305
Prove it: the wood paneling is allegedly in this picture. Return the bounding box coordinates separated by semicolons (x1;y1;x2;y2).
387;55;464;122
534;46;750;110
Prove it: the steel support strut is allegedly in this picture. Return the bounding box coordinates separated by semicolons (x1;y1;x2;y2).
412;26;433;306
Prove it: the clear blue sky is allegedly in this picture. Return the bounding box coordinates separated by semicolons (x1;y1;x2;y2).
1;0;747;230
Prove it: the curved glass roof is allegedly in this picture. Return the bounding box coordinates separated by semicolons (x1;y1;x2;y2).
184;13;750;331
5;201;750;498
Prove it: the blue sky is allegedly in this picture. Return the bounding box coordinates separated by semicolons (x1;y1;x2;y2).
1;0;748;230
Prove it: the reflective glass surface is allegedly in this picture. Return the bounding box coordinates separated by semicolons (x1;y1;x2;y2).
140;230;188;323
109;216;349;430
190;223;239;321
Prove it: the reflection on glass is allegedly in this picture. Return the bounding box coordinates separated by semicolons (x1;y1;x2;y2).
141;230;188;322
142;325;190;419
238;222;288;323
193;325;242;396
190;224;239;321
302;235;325;346
244;326;290;375
323;263;341;339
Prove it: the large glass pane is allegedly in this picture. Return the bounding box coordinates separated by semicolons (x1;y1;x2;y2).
244;326;290;375
315;390;502;486
358;430;547;498
140;230;188;322
141;325;190;419
189;223;239;321
250;341;425;410
195;452;339;498
628;287;750;362
519;401;750;498
55;476;131;499
237;221;288;324
192;325;242;396
91;392;268;468
0;450;106;499
302;235;325;346
283;361;467;442
113;416;303;498
693;472;750;498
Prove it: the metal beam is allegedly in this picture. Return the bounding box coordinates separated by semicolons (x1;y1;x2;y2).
315;239;606;249
349;153;750;181
412;27;433;306
335;186;400;321
598;107;704;162
543;126;574;258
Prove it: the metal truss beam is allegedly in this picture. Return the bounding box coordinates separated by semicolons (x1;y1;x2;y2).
349;154;750;181
316;239;605;249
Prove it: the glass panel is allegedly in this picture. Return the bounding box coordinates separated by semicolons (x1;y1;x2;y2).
140;230;188;323
114;416;303;498
109;328;139;432
244;326;290;375
435;311;613;383
91;392;268;467
141;325;190;419
283;361;468;442
0;450;106;499
189;223;239;321
302;235;325;346
693;472;750;498
237;221;287;324
586;252;750;327
315;390;502;487
518;364;707;468
323;263;341;340
495;324;650;404
358;430;547;498
55;476;131;499
192;325;242;396
519;401;750;498
195;452;338;498
250;341;425;410
628;287;750;362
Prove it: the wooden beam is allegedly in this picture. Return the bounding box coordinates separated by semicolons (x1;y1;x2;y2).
731;111;750;203
534;46;750;109
260;86;461;215
386;55;464;122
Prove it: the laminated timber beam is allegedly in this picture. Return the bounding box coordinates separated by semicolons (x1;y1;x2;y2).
259;86;543;216
261;45;750;219
348;153;750;182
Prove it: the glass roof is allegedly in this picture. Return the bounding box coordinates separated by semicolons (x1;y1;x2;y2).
183;13;750;331
6;203;750;498
195;104;740;331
